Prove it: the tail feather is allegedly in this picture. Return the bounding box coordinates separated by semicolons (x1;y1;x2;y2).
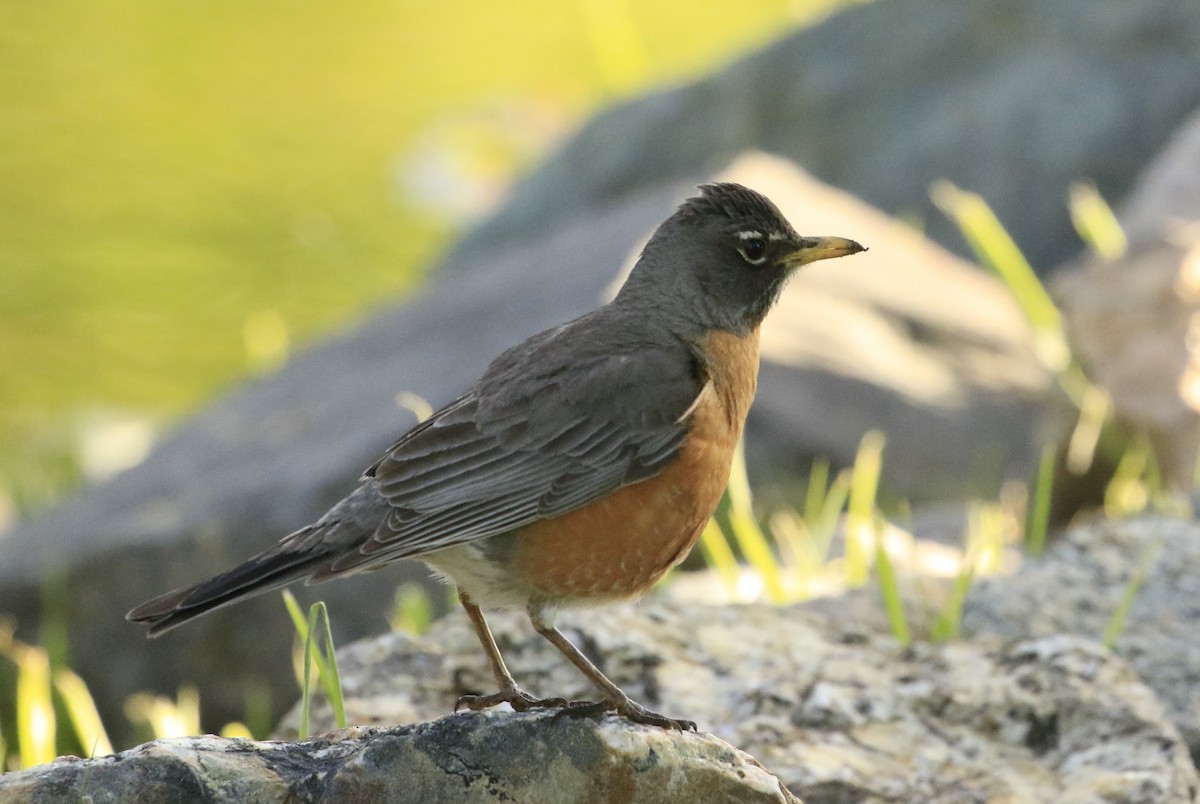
127;539;332;637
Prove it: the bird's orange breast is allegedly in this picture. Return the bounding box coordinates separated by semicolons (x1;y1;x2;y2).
511;328;760;601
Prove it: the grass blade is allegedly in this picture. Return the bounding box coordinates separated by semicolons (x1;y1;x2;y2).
1066;383;1112;475
1104;437;1151;518
873;518;910;647
845;431;885;587
1103;537;1163;649
123;686;199;739
930;565;975;643
698;518;741;598
283;590;331;688
931;181;1069;374
1068;182;1127;261
290;594;346;738
813;470;852;564
803;457;831;524
14;643;55;768
317;603;346;730
725;441;785;602
1026;443;1055;556
53;668;113;758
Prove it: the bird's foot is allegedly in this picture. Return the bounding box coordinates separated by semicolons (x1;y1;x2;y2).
456;686;568;714
552;697;696;731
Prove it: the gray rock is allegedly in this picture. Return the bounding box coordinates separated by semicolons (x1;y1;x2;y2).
451;0;1200;275
275;599;1197;803
1118;106;1200;249
800;515;1200;767
0;715;797;804
1053;107;1200;486
962;517;1200;763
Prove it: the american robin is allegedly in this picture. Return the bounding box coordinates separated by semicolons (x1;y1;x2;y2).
128;183;865;730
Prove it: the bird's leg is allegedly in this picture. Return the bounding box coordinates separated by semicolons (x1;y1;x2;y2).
528;606;696;731
454;592;567;713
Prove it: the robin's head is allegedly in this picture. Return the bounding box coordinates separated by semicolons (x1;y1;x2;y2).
619;183;865;335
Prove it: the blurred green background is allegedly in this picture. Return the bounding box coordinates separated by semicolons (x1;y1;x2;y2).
0;0;857;524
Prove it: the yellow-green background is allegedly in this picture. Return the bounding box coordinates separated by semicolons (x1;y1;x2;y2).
0;0;858;520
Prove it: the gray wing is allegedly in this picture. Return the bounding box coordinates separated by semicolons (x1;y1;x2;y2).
322;321;702;575
126;315;703;634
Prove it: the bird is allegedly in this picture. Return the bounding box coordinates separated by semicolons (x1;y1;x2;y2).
127;182;866;731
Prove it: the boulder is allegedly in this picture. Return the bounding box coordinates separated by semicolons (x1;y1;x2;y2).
452;0;1200;275
801;515;1200;765
963;517;1200;763
0;714;797;804
1054;108;1200;486
273;596;1197;802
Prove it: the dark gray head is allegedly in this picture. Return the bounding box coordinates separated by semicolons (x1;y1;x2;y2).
617;183;865;335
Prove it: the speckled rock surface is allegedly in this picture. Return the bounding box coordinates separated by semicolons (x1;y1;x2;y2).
963;517;1200;762
0;714;796;804
276;599;1197;803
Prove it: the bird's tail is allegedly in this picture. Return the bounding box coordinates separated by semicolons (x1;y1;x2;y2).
126;528;331;637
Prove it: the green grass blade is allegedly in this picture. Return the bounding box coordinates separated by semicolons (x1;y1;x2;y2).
14;644;56;768
725;441;785;602
317;603;346;729
931;181;1070;374
1104;437;1150;518
803;457;831;524
873;519;910;646
300;604;316;739
813;470;853;564
283;590;332;686
767;509;811;579
1068;182;1127;262
698;518;741;597
845;431;885;587
294;597;345;738
1026;443;1055;557
122;687;199;740
53;668;113;757
930;564;975;643
1103;537;1163;650
1066;383;1112;475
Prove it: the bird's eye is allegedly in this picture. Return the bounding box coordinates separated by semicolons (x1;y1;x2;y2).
739;238;767;265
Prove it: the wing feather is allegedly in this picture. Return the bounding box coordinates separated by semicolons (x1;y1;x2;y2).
332;320;703;572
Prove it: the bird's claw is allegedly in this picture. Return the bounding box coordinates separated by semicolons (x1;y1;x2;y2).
551;698;696;731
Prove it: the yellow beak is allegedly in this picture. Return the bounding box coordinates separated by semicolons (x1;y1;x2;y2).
782;236;867;266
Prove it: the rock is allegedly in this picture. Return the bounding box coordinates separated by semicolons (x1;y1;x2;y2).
803;515;1200;766
1054;108;1200;486
0;154;1056;742
1117;107;1200;249
0;714;797;804
962;516;1200;763
451;0;1200;275
274;598;1197;802
1055;240;1200;485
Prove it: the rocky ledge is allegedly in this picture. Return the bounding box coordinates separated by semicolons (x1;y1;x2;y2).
0;712;795;804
